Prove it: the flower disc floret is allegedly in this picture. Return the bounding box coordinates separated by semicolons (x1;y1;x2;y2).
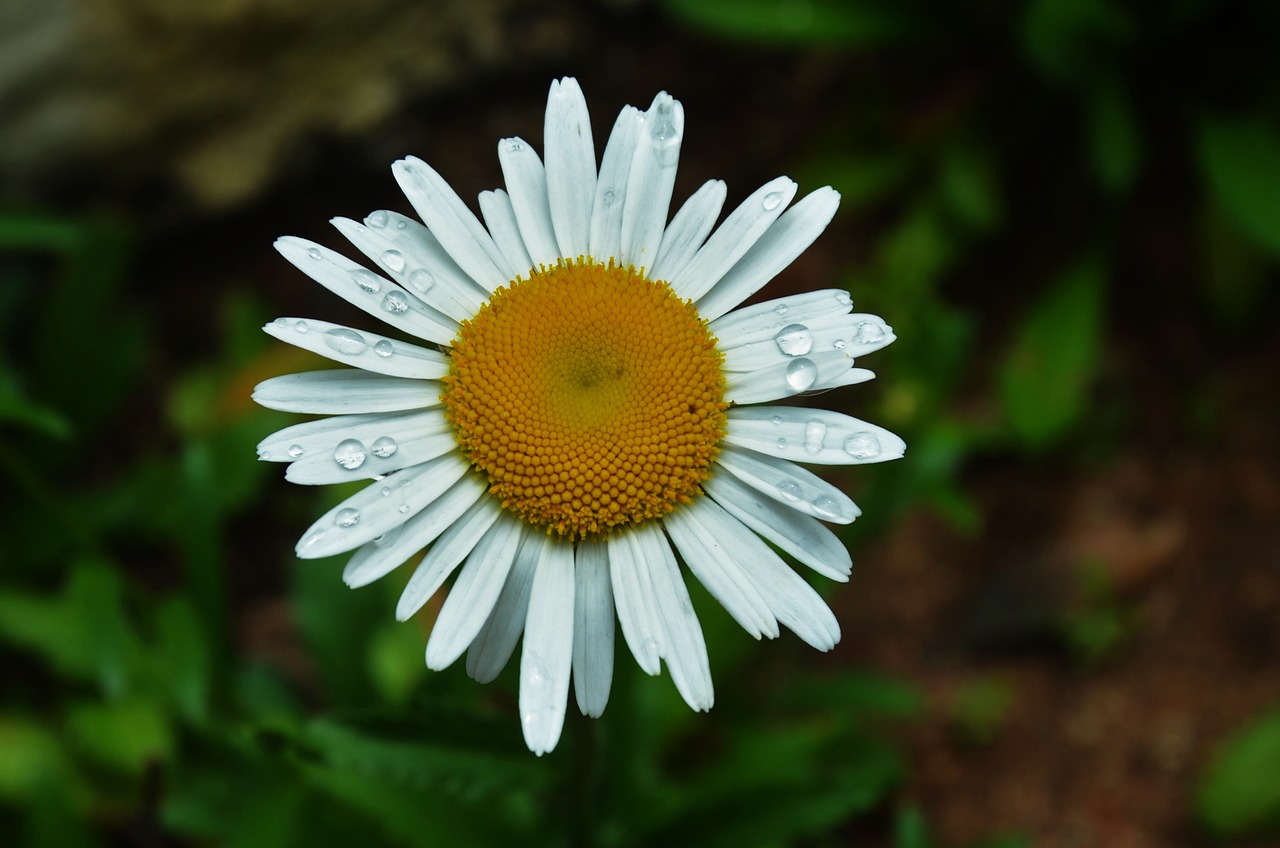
442;259;728;539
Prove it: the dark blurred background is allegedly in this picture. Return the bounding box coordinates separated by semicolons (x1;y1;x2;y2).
2;0;1279;846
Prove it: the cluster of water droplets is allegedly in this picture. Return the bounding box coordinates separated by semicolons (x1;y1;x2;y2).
332;436;399;471
766;412;883;461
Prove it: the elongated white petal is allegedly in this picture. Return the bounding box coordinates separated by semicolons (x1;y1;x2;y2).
396;495;502;620
544;78;596;260
685;497;840;651
705;469;853;581
671;177;797;302
342;474;487;588
392;156;511;290
264;317;449;380
253;370;439;414
426;513;522;670
726;407;906;465
663;510;778;640
725;352;869;405
621;93;684;269
294;453;470;560
640;529;713;711
696;186;841;321
589;106;644;261
714;444;860;523
274;237;457;344
649;180;726;284
811;366;878;392
258;409;444;464
466;530;539;683
710;288;853;342
607;527;664;675
478;189;534;276
572;539;614;717
333;215;486;322
286;425;455;485
719;313;895;373
498;138;560;268
520;536;576;755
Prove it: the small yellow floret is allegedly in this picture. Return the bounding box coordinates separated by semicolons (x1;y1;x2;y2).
441;259;727;540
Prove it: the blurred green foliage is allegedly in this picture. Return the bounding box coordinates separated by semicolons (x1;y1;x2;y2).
1196;711;1280;840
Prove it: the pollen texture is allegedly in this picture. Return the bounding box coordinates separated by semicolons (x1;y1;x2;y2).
442;259;728;540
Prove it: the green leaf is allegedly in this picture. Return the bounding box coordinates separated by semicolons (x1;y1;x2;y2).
1196;711;1280;838
1198;115;1280;258
0;368;72;439
998;255;1105;451
65;697;173;773
895;805;934;848
1087;82;1141;193
938;144;1001;233
660;0;924;46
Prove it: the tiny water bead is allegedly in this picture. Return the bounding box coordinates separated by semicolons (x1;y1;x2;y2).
804;420;827;454
785;358;817;391
442;259;727;539
351;269;381;293
774;323;814;356
335;508;361;528
307;247;322;261
382;291;409;313
844;432;882;460
373;339;395;357
293;320;309;333
287;444;305;458
381;249;406;273
334;438;368;470
324;328;368;356
367;210;389;228
370;436;398;458
762;191;783;211
407;269;435;294
853;321;886;344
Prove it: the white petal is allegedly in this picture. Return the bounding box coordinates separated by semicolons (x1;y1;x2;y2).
607;527;665;675
263;317;450;380
284;414;456;486
684;497;840;651
294;453;470;560
705;469;853;582
725;351;868;405
520;535;576;755
670;176;797;302
719;312;896;373
726;406;906;465
572;539;614;718
544;77;596;260
649;179;726;284
621;92;684;270
663;509;779;640
589;106;644;262
426;513;522;670
696;186;841;321
710;288;853;342
333;215;486;322
252;370;439;414
478;190;534;277
811;366;878;392
392;157;511;290
641;528;713;712
342;474;487;588
466;529;539;684
498;138;560;268
395;495;502;620
714;444;860;523
257;409;443;464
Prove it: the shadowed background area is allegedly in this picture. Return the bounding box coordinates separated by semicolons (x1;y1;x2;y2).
2;0;1279;846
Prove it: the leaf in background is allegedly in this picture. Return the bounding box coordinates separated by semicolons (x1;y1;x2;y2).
1021;0;1134;84
895;805;935;848
1196;711;1280;839
366;620;427;706
0;367;72;439
998;255;1105;452
801;151;914;211
152;597;213;724
659;0;925;46
1087;81;1141;194
65;697;173;774
939;143;1002;233
1198;115;1280;259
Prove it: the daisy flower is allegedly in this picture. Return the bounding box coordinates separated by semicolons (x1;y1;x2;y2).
254;78;903;755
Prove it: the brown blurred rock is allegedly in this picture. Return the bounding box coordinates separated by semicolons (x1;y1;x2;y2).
0;0;582;209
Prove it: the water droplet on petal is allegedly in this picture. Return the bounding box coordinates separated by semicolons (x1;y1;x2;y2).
382;291;409;313
853;321;886;343
507;139;524;152
785;358;817;391
334;438;367;470
272;317;289;328
301;528;327;549
804;420;827;454
396;220;407;230
771;414;783;426
380;486;392;497
293;320;309;333
833;290;852;307
370;436;398;458
351;269;381;293
323;328;368;356
287;444;304;458
258;447;271;460
776;437;788;450
833;339;848;350
373;339;394;357
844;432;882;460
367;210;389;228
602;187;617;206
381;249;405;273
762;191;783;211
307;247;322;260
397;504;410;514
335;507;361;527
774;303;789;317
777;480;802;502
774;323;814;356
407;269;435;294
811;495;843;521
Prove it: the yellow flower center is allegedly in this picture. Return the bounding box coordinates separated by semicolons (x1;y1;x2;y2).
442;259;728;540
